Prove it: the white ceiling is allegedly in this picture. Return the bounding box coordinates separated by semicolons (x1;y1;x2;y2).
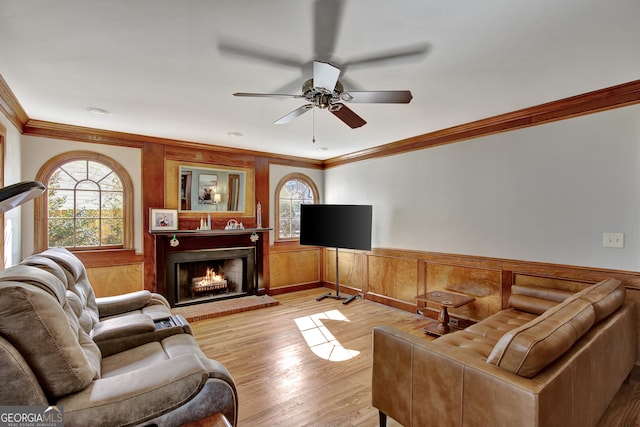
1;1;639;160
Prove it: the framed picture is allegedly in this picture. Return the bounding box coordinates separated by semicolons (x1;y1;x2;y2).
150;208;178;231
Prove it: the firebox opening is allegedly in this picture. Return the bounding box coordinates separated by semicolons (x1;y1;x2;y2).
166;247;255;307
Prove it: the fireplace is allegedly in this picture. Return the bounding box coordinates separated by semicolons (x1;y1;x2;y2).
165;247;256;307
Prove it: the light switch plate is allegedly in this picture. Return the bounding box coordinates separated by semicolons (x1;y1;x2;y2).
603;232;624;248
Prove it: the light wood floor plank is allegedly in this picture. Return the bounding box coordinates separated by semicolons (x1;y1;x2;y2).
191;288;638;426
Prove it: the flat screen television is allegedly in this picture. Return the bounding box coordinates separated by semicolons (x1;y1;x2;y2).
300;204;372;251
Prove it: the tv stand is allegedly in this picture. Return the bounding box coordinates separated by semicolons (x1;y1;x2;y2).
316;248;359;305
316;291;358;304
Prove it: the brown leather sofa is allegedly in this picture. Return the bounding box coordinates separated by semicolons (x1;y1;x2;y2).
0;248;238;426
372;278;637;427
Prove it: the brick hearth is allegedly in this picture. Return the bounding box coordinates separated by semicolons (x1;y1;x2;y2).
171;295;279;322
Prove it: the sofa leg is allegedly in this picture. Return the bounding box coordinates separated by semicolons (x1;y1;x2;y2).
379;411;387;427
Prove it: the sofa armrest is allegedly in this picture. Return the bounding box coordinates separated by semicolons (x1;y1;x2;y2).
90;313;156;343
96;290;154;318
92;314;192;357
59;353;236;427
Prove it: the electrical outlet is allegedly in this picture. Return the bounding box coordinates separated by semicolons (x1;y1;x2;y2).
603;232;624;248
449;318;459;327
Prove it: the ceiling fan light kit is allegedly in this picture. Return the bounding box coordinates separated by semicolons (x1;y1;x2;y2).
233;60;413;130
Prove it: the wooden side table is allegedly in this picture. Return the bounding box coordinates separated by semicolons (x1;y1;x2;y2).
417;290;475;337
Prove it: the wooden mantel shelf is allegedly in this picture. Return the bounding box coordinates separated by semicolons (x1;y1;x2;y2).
150;228;271;237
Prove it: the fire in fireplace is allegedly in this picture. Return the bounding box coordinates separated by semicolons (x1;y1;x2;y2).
165;247;255;307
193;267;227;293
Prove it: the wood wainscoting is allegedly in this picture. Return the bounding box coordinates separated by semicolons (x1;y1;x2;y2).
86;263;144;297
269;245;323;294
269;245;640;325
75;250;145;297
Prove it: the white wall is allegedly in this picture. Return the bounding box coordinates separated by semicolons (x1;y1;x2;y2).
0;115;23;265
325;104;640;271
20;136;143;257
269;164;324;245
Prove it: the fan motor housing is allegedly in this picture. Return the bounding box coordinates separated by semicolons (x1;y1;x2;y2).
303;79;343;109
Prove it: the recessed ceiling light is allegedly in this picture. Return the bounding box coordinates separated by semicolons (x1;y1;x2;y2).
227;132;243;138
316;147;329;152
86;107;110;115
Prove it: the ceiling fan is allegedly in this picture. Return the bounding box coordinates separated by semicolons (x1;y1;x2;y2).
233;60;413;129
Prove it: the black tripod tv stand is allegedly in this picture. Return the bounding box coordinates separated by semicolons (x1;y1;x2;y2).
316;247;358;304
299;204;372;305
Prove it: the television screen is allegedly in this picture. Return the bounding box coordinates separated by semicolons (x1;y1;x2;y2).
300;204;372;251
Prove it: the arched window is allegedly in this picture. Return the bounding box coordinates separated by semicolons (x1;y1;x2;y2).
35;151;133;251
275;173;319;241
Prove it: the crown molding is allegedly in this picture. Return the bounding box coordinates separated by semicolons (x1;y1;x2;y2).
21;119;323;168
323;79;640;168
0;74;28;132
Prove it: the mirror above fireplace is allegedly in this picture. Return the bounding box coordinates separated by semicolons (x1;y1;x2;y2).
164;160;255;218
178;165;246;212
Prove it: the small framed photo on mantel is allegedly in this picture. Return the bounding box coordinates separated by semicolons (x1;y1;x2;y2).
150;208;178;231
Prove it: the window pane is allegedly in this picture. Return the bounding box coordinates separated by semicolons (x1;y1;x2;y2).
76;180;99;191
88;161;111;183
49;169;76;189
101;219;124;245
62;160;87;182
75;218;100;246
100;173;123;191
279;199;291;217
48;219;75;247
292;217;301;237
280;185;292;199
48;189;74;217
102;192;123;218
76;190;100;217
279;219;292;239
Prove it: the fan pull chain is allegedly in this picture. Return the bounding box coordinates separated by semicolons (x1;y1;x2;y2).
312;106;316;144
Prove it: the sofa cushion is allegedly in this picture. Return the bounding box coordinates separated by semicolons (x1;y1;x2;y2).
486;297;595;378
574;278;625;324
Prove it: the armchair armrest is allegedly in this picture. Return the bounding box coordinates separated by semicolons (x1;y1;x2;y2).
96;290;153;318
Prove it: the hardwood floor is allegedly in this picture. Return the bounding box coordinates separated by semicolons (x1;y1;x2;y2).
191;288;640;426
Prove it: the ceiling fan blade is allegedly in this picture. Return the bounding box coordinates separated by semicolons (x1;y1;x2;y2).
330;103;366;129
218;38;305;69
313;0;344;61
343;42;431;70
234;92;301;99
313;61;341;92
274;104;313;124
341;90;413;104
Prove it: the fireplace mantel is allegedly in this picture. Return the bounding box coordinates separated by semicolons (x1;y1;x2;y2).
150;227;271;237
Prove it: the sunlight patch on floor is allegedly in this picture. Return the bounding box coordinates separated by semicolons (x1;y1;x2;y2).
294;309;360;361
